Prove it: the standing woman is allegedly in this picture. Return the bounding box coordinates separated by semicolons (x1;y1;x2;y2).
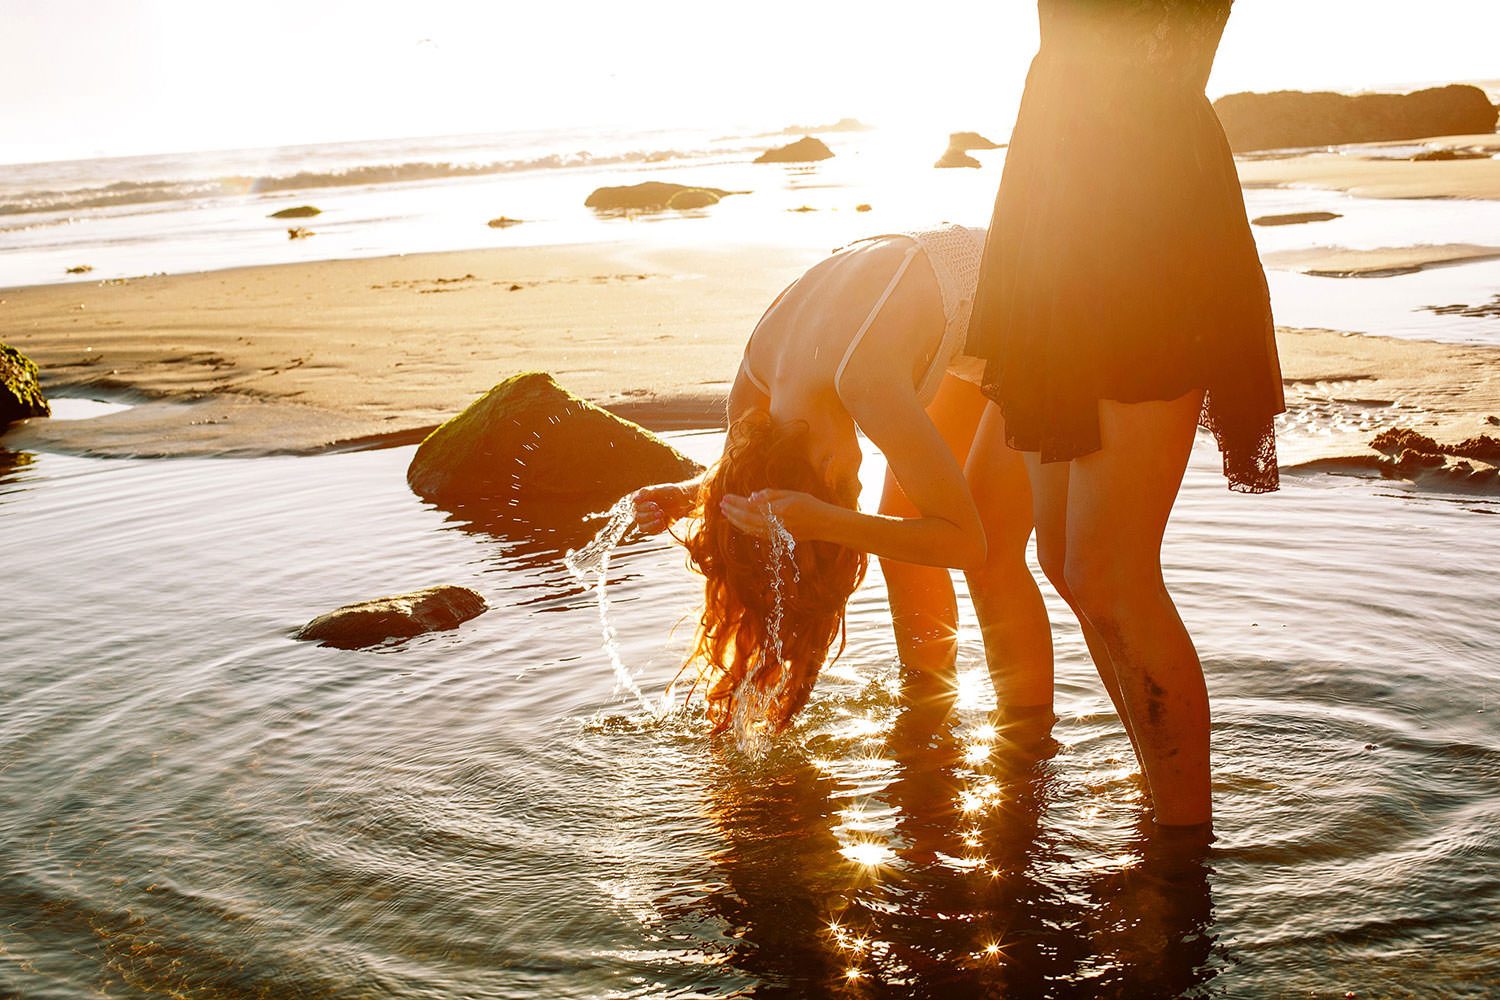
967;0;1284;827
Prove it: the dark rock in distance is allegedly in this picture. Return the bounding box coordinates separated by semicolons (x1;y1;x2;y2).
0;342;50;425
487;216;524;227
1213;84;1499;153
1252;211;1342;227
584;181;734;211
296;585;487;649
935;148;982;169
754;136;834;163
269;205;321;219
65;264;93;274
948;131;1001;151
406;371;703;507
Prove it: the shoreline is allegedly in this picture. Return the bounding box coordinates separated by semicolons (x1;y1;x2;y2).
3;241;1498;481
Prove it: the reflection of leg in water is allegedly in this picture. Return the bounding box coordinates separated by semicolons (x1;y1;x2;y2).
687;755;861;995
1083;822;1219;997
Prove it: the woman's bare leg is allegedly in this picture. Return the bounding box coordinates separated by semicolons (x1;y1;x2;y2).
1063;391;1208;826
878;375;987;678
1023;454;1138;754
963;404;1053;713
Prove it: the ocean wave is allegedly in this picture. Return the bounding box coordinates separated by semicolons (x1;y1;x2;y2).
0;146;728;216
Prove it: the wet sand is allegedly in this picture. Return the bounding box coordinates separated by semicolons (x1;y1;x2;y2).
1237;132;1500;201
3;240;1499;476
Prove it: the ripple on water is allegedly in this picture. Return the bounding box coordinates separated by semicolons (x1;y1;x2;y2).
1;439;1498;997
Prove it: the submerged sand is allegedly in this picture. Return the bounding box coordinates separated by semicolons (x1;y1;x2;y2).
3;242;1499;477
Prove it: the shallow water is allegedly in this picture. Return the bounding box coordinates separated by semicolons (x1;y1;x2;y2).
2;433;1498;999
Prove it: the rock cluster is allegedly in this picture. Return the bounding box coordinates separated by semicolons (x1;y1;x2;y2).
1369;427;1500;488
1213;84;1499;153
0;343;49;426
406;371;702;508
295;585;487;648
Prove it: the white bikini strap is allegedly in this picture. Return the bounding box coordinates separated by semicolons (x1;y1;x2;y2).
834;245;920;396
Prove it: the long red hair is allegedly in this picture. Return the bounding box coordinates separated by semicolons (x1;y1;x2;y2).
678;410;868;735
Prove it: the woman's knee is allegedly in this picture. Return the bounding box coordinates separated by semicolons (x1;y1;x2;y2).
1062;545;1160;626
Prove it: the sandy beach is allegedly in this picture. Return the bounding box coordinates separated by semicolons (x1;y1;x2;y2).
5;234;1499;479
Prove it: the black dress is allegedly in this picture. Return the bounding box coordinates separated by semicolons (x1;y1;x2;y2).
967;0;1283;492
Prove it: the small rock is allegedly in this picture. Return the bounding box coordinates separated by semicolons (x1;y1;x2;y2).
296;585;487;649
287;226;314;240
487;216;524;228
754;136;834;163
855;203;872;212
65;264;94;274
0;342;50;425
269;205;321;219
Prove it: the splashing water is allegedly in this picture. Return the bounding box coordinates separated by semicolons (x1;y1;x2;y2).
564;496;661;715
728;499;799;751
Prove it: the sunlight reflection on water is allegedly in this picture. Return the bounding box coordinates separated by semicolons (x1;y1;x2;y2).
0;435;1498;997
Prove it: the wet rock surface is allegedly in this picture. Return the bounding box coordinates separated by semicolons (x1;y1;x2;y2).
1;343;50;426
295;585;487;649
406;371;703;508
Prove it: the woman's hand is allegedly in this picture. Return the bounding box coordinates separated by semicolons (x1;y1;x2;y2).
631;481;696;534
719;489;829;541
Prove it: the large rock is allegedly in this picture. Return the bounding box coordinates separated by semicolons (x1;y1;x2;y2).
584;181;733;211
1;343;49;426
406;371;703;506
1213;84;1499;153
269;205;321;219
754;136;834;163
296;585;487;649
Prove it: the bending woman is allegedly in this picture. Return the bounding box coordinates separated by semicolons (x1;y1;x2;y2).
634;224;1052;736
966;0;1285;826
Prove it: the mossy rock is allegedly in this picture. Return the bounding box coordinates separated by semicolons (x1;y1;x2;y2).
666;188;721;210
406;371;703;507
754;136;834;163
1;342;49;425
269;205;321;219
585;181;733;211
295;585;487;649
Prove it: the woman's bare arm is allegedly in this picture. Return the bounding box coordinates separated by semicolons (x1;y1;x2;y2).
720;372;986;569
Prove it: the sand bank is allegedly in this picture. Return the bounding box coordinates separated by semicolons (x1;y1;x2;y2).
3;244;1499;475
1261;243;1500;277
1236;133;1500;200
0;242;822;456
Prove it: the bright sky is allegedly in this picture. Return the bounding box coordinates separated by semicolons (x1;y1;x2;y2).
2;0;1497;164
